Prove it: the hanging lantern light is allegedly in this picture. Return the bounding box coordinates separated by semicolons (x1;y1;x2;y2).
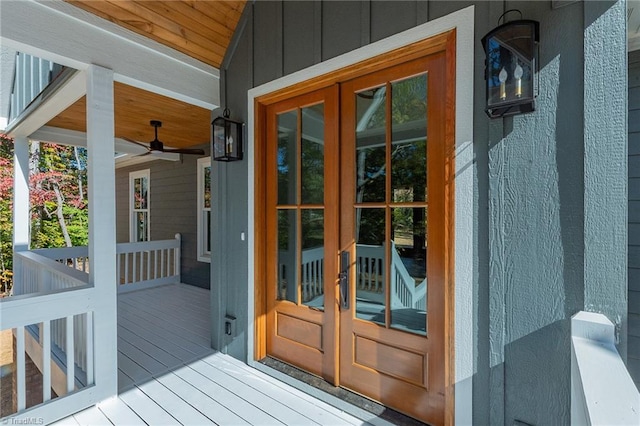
212;108;244;161
482;11;539;118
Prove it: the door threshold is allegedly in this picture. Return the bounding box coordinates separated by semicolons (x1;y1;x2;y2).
256;357;429;426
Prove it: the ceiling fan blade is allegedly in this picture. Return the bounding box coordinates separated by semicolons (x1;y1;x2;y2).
122;137;151;151
162;148;205;155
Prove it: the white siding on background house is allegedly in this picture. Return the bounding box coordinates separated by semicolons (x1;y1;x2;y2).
629;50;640;389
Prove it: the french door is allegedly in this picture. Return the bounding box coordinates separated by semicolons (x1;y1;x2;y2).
258;34;453;426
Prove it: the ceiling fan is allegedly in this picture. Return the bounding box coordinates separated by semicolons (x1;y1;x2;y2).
123;120;205;156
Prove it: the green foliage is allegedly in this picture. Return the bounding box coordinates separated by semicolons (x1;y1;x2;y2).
0;135;88;294
64;205;89;246
0;135;13;293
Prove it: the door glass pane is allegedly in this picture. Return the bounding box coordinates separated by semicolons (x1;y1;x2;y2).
391;207;427;335
355;208;386;325
301;209;324;309
355;86;386;203
277;209;297;303
391;74;427;202
278;110;298;205
301;104;324;204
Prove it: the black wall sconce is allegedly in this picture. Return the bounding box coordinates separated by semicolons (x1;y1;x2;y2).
482;11;539;118
212;108;244;161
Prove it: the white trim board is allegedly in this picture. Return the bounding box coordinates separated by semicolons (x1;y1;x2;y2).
0;0;219;110
246;6;475;424
8;70;86;138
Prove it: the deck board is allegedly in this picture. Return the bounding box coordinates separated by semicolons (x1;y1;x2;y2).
72;405;112;426
170;362;284;425
188;358;322;425
56;283;372;426
96;396;146;425
118;386;179;425
211;354;364;426
155;371;249;425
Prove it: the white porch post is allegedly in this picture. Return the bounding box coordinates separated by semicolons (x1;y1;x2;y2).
12;136;29;293
86;65;117;397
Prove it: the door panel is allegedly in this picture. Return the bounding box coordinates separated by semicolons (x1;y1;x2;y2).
339;53;448;425
265;86;340;382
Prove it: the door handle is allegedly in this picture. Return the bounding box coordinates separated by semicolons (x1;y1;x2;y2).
339;250;349;309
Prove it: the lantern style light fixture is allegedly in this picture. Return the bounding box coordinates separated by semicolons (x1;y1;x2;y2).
482;11;539;118
212;108;244;161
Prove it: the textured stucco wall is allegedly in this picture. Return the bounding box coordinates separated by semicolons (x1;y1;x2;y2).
216;1;628;424
490;2;586;424
583;0;628;348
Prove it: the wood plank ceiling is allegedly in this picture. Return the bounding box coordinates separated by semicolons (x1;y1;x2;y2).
46;1;246;149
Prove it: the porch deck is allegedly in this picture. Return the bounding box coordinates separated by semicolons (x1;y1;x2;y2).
51;283;374;426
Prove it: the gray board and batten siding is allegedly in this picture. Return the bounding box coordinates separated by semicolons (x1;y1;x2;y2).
115;146;210;289
630;49;640;390
214;1;627;425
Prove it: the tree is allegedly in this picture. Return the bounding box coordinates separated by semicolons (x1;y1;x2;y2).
0;135;89;293
0;135;14;292
31;143;88;248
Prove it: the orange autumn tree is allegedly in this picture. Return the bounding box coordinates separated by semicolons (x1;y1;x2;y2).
0;135;88;293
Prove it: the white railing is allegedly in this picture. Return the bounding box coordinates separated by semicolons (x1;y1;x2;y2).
116;234;181;293
355;245;385;305
390;241;427;311
280;242;427;310
32;246;89;273
13;251;91;376
3;234;182;419
1;252;96;423
571;311;640;425
13;250;89;296
301;247;324;303
25;234;182;294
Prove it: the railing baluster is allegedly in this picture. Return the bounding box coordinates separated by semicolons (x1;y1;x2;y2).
66;315;75;393
117;253;121;285
124;252;129;285
86;312;94;385
161;249;165;278
16;325;26;411
153;250;158;279
133;252;137;283
43;320;51;402
146;251;150;281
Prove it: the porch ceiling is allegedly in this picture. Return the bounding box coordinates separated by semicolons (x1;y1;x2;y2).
64;0;246;69
47;83;211;149
30;0;246;149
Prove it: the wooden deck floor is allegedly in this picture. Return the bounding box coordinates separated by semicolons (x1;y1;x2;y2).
51;284;379;426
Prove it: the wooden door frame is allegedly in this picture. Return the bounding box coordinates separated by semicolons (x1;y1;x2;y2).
247;7;475;425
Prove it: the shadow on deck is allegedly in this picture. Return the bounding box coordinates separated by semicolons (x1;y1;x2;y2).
52;284;387;426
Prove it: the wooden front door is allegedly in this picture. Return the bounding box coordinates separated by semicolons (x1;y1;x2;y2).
264;85;340;382
258;32;454;426
337;53;449;424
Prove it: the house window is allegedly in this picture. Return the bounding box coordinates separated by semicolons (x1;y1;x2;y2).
129;169;150;242
197;157;212;262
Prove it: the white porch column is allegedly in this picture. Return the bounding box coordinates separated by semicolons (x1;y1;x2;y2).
86;65;117;397
12;136;29;293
